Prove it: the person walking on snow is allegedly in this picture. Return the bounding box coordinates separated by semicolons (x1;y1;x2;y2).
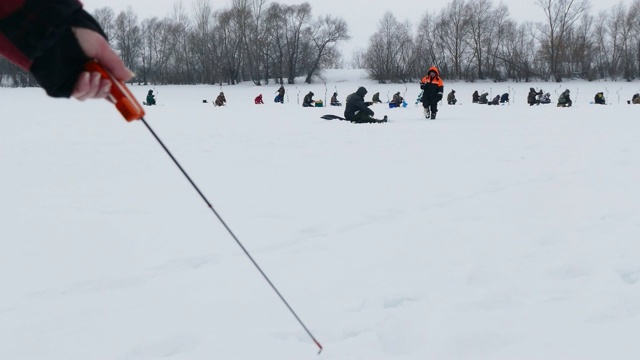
420;66;444;119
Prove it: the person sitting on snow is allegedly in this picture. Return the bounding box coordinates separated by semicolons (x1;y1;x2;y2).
214;92;226;106
528;87;543;106
275;85;285;103
500;93;509;104
344;86;387;123
478;92;489;104
488;95;500;105
145;90;156;106
390;92;404;107
330;92;342;106
255;94;264;104
557;89;572;107
447;90;457;105
594;92;606;105
632;93;640;104
302;91;315;107
372;92;382;103
540;93;552;104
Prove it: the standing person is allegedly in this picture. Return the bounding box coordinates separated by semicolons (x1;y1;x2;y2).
0;0;134;100
344;87;387;123
214;92;226;106
145;90;156;105
275;85;285;103
254;94;264;104
557;89;572;107
420;66;444;119
447;90;457;105
472;90;479;103
302;91;315;107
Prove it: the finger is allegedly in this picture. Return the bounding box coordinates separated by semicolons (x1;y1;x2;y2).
72;72;91;100
74;72;102;101
93;42;135;82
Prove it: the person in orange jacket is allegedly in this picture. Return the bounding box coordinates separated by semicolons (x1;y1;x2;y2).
0;0;133;100
419;66;444;119
255;94;264;104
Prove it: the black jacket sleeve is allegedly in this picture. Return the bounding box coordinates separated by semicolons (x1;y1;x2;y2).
0;0;108;97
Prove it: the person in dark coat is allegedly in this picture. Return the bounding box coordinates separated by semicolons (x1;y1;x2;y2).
472;90;479;103
330;92;342;106
557;89;572;107
302;91;315;107
0;0;133;100
275;85;285;103
500;93;509;104
528;87;543;106
372;92;382;103
214;92;226;106
420;66;444;119
145;90;156;105
594;92;606;105
632;93;640;104
447;90;457;105
478;93;489;104
255;94;264;104
390;92;404;107
488;95;500;105
344;86;387;123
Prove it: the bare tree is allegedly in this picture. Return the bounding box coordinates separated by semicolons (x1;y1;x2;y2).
436;0;472;80
92;7;116;41
535;0;590;82
303;15;350;83
113;7;142;76
364;12;414;83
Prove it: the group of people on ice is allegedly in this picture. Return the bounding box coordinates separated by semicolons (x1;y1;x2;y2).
468;90;509;105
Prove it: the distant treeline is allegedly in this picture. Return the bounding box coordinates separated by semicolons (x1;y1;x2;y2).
2;0;640;87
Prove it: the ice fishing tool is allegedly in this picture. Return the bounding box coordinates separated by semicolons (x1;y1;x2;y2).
85;60;323;354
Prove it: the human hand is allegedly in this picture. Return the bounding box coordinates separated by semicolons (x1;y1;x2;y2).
71;28;135;101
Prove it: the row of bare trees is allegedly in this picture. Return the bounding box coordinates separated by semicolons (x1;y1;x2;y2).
0;0;349;87
95;0;349;85
362;0;640;83
3;0;640;86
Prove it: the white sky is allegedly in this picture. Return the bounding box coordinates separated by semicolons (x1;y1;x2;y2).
83;0;621;57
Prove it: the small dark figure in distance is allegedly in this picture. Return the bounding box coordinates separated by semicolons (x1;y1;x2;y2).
372;92;382;103
214;92;226;106
302;91;315;107
472;90;479;103
500;93;509;104
145;90;156;105
631;93;640;104
344;86;387;123
540;93;552;104
488;95;500;105
478;92;489;104
390;92;404;108
557;89;572;107
255;94;264;104
528;87;543;106
275;85;285;103
447;90;457;105
330;92;342;106
594;92;606;105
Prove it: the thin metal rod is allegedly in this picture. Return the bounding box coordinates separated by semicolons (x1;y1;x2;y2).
139;118;322;354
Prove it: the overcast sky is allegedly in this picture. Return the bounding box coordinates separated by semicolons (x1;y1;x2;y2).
83;0;620;58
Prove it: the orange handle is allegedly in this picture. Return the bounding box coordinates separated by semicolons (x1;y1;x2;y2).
84;60;145;122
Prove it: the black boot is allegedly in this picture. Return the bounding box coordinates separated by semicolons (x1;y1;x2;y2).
430;112;436;120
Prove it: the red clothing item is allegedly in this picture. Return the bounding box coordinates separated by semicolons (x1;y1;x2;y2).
254;95;264;104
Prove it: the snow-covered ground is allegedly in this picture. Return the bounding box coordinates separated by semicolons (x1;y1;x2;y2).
2;70;640;359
